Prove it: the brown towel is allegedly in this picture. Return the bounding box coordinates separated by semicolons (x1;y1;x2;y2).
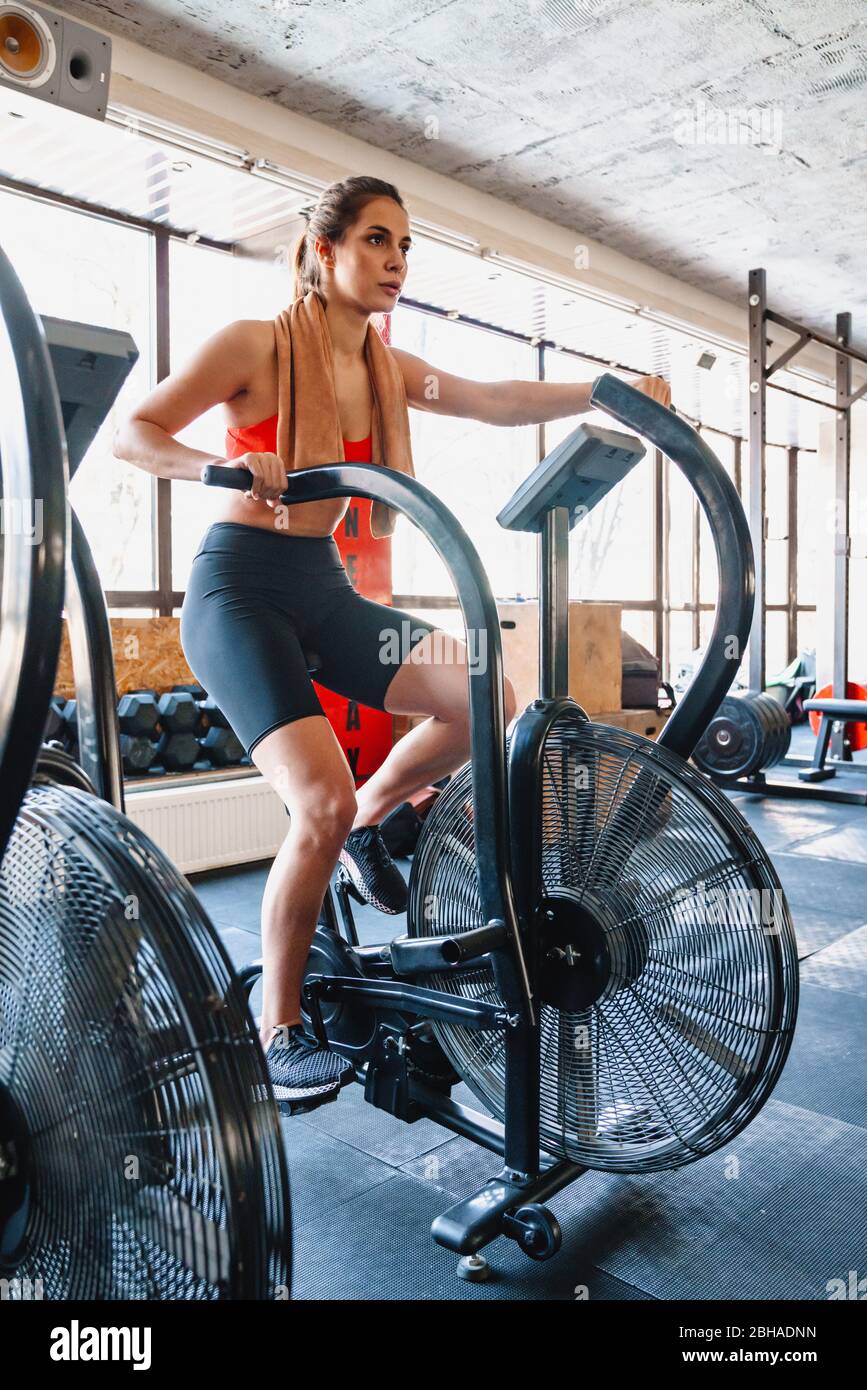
273;289;415;539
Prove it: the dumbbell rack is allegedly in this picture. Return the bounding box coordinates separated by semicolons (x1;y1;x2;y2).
63;504;127;810
59;510;250;797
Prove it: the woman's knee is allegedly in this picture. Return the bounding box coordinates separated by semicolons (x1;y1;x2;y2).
503;675;518;723
252;715;357;843
431;674;515;726
293;792;357;850
415;674;518;727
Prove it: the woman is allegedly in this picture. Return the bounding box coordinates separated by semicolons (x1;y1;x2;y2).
114;174;671;1113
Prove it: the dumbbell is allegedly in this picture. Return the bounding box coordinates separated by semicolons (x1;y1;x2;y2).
171;683;207;700
61;699;79;753
119;734;159;774
158;691;202;736
118;691;160;737
199;725;246;766
43;696;66;744
154;731;202;771
197;697;230;729
195;697;251;765
171;683;207;732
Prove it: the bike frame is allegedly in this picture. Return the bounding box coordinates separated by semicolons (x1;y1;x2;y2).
206;375;756;1254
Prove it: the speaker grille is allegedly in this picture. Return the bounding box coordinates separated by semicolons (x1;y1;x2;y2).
0;8;55;84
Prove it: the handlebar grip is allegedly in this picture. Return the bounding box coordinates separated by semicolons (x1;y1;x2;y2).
201;463;256;490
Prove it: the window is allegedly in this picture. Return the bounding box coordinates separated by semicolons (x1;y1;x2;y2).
765;611;789;680
669;611;700;678
622;610;655;654
850;556;867;682
169;241;290;587
765;445;789;608
667;453;694;611
3;176;820;692
542;355;655;605
698;429;736;608
1;189;155;590
798;609;817;657
390;308;537;600
699;609;716;652
797;452;824;609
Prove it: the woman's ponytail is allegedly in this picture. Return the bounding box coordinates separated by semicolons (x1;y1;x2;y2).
292;225;314;301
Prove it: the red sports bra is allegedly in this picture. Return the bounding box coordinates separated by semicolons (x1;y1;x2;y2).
225;414;372;464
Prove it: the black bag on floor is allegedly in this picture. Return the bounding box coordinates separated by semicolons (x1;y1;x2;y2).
380;801;423;857
622;631;663;708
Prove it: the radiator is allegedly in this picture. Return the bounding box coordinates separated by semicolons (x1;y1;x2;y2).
124;774;286;875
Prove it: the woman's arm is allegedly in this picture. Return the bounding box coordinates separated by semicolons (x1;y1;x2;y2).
391;347;671;427
113;319;271;480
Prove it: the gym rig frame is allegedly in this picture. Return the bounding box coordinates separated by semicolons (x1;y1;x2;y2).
731;268;867;801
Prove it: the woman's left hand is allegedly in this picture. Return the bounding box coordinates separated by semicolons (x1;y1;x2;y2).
632;375;672;408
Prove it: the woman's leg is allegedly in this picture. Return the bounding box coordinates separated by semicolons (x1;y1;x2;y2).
180;528;365;1057
250;714;357;1050
352;630;517;829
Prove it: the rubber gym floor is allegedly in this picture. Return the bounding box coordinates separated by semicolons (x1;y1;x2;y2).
191;723;867;1301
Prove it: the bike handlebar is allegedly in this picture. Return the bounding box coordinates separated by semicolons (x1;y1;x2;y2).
0;245;68;864
589;374;755;760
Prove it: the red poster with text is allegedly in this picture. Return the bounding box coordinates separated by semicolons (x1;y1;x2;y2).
313;312;396;786
313;496;395;786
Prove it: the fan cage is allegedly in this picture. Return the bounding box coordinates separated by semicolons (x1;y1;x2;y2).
408;717;798;1173
0;783;291;1300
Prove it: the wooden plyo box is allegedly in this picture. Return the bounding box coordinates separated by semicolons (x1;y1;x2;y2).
497;600;622;716
593;707;670;741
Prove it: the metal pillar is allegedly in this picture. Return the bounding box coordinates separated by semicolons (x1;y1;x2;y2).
833;313;853;758
748;268;767;694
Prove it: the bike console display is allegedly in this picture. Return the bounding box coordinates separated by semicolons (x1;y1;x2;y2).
496;422;645;534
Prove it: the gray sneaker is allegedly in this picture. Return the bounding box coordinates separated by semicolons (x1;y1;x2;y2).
338;825;408;914
264;1023;355;1115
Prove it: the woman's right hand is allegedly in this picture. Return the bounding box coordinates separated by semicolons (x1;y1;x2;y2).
229;451;288;506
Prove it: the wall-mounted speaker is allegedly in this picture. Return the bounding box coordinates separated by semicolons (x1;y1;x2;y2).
0;2;111;121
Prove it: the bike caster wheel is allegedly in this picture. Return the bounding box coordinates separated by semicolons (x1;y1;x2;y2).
503;1204;562;1261
456;1253;491;1283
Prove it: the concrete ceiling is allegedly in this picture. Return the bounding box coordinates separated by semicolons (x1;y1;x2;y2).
55;0;867;346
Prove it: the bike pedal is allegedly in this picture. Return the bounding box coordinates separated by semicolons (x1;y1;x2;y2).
336;865;366;904
274;1089;340;1118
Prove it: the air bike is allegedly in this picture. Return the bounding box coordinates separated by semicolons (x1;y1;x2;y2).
0;250;291;1300
204;378;799;1273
